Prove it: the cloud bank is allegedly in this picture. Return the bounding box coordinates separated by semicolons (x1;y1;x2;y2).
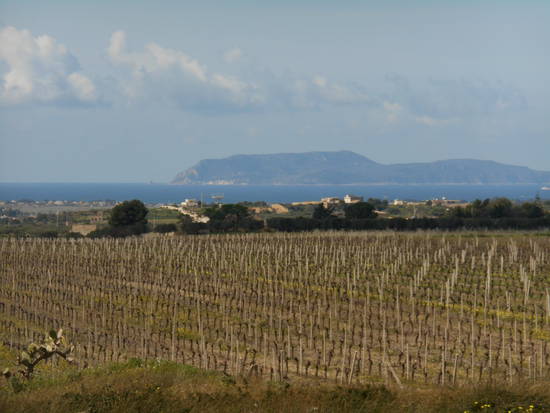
0;26;528;123
384;74;527;126
0;26;98;105
106;31;381;113
223;48;242;63
106;30;264;113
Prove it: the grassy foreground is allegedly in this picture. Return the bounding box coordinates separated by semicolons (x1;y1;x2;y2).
1;359;550;413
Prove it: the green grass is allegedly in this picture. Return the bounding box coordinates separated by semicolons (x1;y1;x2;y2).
147;208;182;220
0;223;67;237
149;218;180;225
2;358;550;412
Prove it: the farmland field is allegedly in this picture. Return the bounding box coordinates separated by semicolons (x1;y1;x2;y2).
1;232;550;387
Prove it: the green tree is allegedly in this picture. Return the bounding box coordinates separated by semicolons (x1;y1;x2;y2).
487;198;513;218
102;200;149;236
519;202;545;218
367;198;389;211
109;200;148;227
449;206;466;218
312;204;335;220
153;223;178;233
203;204;250;221
201;204;254;233
179;215;208;234
344;202;377;219
468;199;490;217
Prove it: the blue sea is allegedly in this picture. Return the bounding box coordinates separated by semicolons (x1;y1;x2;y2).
0;183;548;204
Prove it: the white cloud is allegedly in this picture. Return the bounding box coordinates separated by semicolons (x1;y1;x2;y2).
106;34;378;113
0;26;98;105
68;73;97;102
310;76;371;105
382;99;454;126
107;30;126;63
312;75;327;88
107;31;263;112
383;101;402;123
223;48;242;63
108;30;209;82
385;74;527;120
276;75;373;110
415;115;442;126
383;102;402;112
414;115;455;127
211;73;246;94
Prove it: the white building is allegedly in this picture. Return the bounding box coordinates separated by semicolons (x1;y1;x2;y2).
180;199;200;208
344;194;363;204
321;197;342;208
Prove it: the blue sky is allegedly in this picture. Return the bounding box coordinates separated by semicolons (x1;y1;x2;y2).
0;0;549;182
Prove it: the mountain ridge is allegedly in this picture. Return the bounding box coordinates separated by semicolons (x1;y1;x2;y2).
172;151;550;185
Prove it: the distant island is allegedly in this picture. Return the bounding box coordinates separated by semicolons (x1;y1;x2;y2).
172;151;550;185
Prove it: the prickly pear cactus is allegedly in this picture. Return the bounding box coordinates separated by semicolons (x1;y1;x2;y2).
2;328;75;380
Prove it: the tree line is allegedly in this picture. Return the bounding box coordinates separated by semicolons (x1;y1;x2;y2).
84;198;550;238
449;198;545;219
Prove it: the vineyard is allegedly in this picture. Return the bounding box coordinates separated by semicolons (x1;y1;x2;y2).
1;232;550;387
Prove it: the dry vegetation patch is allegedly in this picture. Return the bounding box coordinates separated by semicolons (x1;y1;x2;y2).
2;361;550;412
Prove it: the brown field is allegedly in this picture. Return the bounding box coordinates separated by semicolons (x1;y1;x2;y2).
1;232;550;387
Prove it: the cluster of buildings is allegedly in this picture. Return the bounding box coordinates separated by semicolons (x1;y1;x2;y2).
180;198;201;208
168;195;366;213
161;195;367;223
158;194;467;224
292;194;364;208
162;198;291;222
391;197;463;207
160;200;209;223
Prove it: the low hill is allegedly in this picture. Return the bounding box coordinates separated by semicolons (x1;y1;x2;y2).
172;151;550;185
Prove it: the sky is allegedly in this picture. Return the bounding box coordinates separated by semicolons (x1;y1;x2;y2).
0;0;549;182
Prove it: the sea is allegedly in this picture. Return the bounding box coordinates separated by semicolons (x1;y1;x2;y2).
0;183;548;204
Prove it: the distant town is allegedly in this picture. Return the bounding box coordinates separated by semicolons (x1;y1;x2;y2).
1;193;548;238
159;194;467;223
